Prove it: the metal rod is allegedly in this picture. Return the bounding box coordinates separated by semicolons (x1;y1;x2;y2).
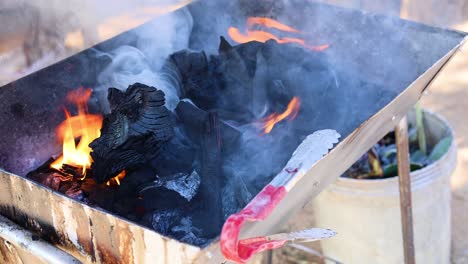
266;250;273;264
289;244;343;264
395;116;416;264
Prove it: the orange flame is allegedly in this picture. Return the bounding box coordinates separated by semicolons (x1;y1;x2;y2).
259;97;301;134
51;87;103;177
106;171;126;186
228;17;329;51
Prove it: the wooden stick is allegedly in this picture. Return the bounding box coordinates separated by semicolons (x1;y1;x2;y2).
395;116;415;264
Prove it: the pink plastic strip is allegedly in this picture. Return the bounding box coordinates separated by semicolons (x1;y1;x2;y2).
220;184;287;263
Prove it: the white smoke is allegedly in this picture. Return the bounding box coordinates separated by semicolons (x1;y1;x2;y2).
95;7;193;111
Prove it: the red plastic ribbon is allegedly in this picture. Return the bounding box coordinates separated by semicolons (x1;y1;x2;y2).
220;184;287;263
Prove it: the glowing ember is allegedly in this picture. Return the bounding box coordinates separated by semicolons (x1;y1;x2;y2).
228;17;329;51
259;97;301;134
51;87;103;177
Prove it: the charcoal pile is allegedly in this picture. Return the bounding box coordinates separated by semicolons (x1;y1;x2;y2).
28;37;341;246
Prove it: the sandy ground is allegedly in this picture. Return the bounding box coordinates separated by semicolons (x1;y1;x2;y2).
420;40;468;264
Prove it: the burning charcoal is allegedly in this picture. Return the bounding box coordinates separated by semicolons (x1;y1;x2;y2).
86;186;120;212
173;53;220;109
175;100;208;138
117;168;157;198
165;49;222;110
26;159;72;192
172;217;209;246
192;111;224;238
221;176;254;219
267;79;294;109
164;171;200;201
149;209;183;235
175;101;240;150
62;182;85;200
60;164;86;179
169;50;208;80
147;211;208;246
219;39;263;79
211;41;263;121
220;122;241;151
31;171;69;192
134;170;201;228
218;36;233;53
90;83;174;183
140;171;201;202
150;126;196;177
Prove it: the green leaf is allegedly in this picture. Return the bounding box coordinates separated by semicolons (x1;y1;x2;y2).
382;148;397;159
408;127;418;144
410;150;427;164
415;103;427;155
383;163;424;178
428;136;452;162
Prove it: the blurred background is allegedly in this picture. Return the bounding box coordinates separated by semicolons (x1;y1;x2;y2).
1;0;467;263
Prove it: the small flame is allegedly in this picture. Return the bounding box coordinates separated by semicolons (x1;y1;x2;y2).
259;97;301;134
228;17;329;51
51;87;103;177
106;171;126;186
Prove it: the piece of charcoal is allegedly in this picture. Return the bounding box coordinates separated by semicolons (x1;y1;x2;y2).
175;100;240;150
138;177;190;213
164;171;200;201
62;181;85;200
267;79;294;108
140;171;200;202
175;100;208;140
60;164;86;179
218;36;233;53
90;83;174;183
31;171;69;192
150;125;196;177
146;211;208;247
167;39;267;112
172;217;209;246
167;49;218;109
191;111;224;238
117;167;157;197
169;50;208;80
26;158;90;202
149;209;183;235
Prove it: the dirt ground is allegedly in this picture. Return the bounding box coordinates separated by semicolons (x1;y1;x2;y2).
420;39;468;264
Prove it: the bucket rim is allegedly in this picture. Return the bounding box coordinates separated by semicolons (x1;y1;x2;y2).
329;109;457;193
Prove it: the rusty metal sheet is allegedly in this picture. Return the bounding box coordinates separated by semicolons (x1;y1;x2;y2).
0;170;206;263
0;214;80;264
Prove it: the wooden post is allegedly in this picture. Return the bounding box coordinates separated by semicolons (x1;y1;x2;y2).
395;116;416;264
